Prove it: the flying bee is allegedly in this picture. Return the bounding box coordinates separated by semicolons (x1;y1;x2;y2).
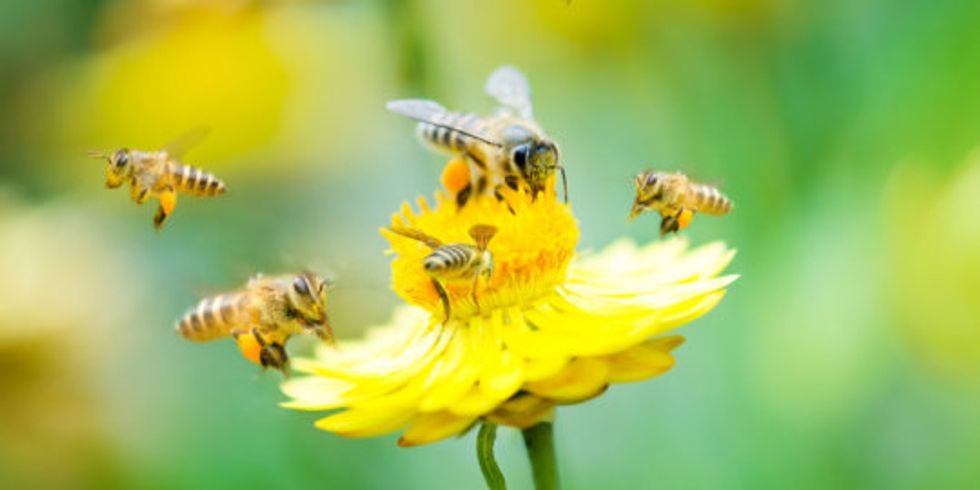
386;224;497;322
176;271;333;375
88;129;226;230
387;65;568;208
629;170;733;235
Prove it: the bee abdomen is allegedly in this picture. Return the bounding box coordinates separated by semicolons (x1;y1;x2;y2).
176;294;243;342
171;163;227;197
424;245;473;275
690;184;733;215
416;112;481;153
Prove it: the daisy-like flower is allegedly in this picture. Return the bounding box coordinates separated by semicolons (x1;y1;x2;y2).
281;165;737;459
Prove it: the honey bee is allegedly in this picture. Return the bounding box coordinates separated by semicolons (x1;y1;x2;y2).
176;271;333;375
386;225;497;321
88;129;226;230
387;66;567;208
629;170;733;235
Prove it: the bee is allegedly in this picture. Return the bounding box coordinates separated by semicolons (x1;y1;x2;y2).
88;129;226;230
629;170;733;235
386;224;497;321
387;66;568;208
176;271;333;375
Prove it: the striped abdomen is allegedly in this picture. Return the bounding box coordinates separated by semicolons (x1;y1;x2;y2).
424;244;479;279
168;162;227;197
176;293;246;342
688;184;733;216
416;112;484;154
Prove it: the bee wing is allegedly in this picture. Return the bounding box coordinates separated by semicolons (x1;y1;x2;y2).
386;98;451;122
386;226;444;249
468;224;498;251
386;99;501;147
162;126;211;159
485;65;533;120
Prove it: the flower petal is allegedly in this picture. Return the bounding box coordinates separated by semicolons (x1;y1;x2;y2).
487;393;555;429
314;407;415;438
603;336;682;383
524;357;610;403
397;411;476;447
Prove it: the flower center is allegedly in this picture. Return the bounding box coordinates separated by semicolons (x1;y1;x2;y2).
384;181;579;321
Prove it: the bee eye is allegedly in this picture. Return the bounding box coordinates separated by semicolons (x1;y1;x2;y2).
115;153;128;168
292;277;310;295
646;174;658;186
513;145;529;170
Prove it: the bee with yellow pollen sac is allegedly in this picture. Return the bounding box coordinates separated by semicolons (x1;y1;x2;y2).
280;174;737;449
89;129;227;231
176;271;334;375
629;170;734;235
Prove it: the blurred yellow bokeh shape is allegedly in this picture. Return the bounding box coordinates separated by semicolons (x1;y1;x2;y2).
89;8;288;165
883;150;980;383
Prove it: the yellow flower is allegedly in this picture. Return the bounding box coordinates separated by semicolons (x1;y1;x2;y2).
281;182;736;447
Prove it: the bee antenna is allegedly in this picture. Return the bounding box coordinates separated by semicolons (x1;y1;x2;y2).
549;165;569;204
87;150;108;160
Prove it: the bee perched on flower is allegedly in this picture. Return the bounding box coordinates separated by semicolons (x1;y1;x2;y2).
280;68;736;488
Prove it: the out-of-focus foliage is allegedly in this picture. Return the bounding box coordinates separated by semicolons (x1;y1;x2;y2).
0;0;978;488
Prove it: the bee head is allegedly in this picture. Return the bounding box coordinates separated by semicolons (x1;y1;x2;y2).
104;148;132;186
286;271;333;340
513;140;561;194
629;171;667;220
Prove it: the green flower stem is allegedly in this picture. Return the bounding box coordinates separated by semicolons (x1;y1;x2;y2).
522;422;560;490
477;422;507;490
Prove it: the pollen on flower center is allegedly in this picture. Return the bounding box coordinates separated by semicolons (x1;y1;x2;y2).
383;180;578;320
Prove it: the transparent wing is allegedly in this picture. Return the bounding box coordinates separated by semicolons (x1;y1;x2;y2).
386;99;501;147
485;65;533;120
163;126;211;159
386;226;444;249
386;99;451;122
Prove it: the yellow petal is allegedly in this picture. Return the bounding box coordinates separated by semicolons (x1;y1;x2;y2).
397;411;476;447
314;407;414;438
487;393;555;429
448;385;505;416
477;312;525;400
418;328;480;412
525;357;610;403
522;354;570;382
279;376;357;410
603;336;682;383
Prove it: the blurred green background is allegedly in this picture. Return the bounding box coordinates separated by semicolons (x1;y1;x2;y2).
2;0;979;488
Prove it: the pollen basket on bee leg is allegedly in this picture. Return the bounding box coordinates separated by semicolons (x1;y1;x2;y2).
441;159;471;195
234;332;263;365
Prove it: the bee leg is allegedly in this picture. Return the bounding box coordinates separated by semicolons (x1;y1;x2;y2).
431;278;451;324
251;327;290;376
659;210;681;236
470;274;481;314
455;183;473;209
129;181;150;204
261;343;289;377
492;184;517;215
153;187;177;231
